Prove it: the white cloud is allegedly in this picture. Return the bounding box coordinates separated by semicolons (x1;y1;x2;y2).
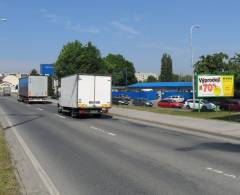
40;8;100;34
111;21;139;35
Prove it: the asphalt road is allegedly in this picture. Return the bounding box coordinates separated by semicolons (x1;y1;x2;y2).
1;96;240;195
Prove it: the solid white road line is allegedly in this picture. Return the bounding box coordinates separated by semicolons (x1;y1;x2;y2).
55;114;66;119
0;107;60;195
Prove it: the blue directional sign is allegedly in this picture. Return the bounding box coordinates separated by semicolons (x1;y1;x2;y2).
40;64;54;76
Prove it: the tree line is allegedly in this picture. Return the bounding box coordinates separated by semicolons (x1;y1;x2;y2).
54;40;137;86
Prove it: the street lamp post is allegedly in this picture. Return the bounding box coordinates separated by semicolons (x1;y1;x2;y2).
190;25;200;110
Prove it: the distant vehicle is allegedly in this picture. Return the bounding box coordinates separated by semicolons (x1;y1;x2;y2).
166;95;184;102
158;99;183;108
132;98;153;107
3;87;11;96
112;97;129;105
58;74;112;118
184;99;216;111
116;94;131;101
219;99;240;111
18;76;48;103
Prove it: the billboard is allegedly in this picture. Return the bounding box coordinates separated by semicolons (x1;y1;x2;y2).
40;64;54;76
197;75;234;97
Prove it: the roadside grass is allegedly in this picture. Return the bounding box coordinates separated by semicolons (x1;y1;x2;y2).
114;105;240;122
0;126;19;195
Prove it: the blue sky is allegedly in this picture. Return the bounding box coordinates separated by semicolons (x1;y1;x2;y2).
0;0;240;74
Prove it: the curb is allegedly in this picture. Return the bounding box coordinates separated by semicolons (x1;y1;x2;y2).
109;112;240;141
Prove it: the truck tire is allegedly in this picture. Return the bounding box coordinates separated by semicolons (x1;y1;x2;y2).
71;110;77;118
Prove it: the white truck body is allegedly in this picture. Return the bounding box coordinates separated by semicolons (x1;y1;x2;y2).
3;86;11;96
59;74;111;116
18;76;48;102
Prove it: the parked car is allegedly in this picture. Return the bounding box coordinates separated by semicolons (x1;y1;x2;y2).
132;98;153;107
166;95;184;102
158;99;183;108
218;99;240;111
112;97;129;105
184;99;216;111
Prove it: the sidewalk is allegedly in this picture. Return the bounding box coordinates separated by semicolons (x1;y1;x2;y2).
109;107;240;140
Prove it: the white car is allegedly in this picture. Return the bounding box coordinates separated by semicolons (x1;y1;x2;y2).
184;99;216;111
167;95;185;102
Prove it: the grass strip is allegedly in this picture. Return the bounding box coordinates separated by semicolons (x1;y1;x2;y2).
0;126;20;195
114;105;240;123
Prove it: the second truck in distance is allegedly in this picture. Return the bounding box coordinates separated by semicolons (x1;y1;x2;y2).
58;74;112;117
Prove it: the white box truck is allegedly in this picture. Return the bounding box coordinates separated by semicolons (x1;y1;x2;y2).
3;86;11;96
18;76;48;103
58;74;112;117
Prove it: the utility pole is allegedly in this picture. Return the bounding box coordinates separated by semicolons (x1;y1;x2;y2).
190;25;200;109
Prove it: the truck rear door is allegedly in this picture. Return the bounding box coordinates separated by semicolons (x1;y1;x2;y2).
94;76;111;108
78;75;95;107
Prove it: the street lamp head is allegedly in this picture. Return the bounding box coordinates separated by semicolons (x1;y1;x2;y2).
191;24;200;31
0;18;7;22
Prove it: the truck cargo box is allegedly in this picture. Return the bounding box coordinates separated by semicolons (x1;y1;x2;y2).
18;76;48;102
59;74;111;116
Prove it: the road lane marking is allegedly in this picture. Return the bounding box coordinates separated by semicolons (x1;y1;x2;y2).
90;126;117;136
108;132;116;136
224;174;236;178
37;108;44;111
206;167;237;180
55;114;66;119
0;107;60;195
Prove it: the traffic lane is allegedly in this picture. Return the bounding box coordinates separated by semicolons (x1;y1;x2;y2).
2;97;240;194
6;96;240;178
6;97;240;182
0;97;221;195
62;109;240;175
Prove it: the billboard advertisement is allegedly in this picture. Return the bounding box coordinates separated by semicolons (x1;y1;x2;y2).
197;75;234;97
40;64;54;76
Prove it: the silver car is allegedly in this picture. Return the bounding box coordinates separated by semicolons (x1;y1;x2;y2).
184;99;216;111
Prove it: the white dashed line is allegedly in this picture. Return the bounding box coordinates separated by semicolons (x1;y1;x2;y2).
108;132;116;136
37;108;44;111
90;126;117;136
206;167;237;180
223;174;236;179
212;169;223;174
55;114;66;119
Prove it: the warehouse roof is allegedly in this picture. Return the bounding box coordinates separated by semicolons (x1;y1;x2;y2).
128;81;192;89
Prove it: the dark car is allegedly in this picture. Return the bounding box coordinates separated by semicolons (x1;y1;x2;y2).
158;99;183;108
112;97;129;105
219;99;240;111
132;98;153;107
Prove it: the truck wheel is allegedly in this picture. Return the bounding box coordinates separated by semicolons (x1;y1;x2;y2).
202;106;207;112
57;107;62;113
71;110;77;118
186;105;190;109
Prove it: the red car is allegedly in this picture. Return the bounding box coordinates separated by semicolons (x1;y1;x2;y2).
158;99;183;108
219;99;240;111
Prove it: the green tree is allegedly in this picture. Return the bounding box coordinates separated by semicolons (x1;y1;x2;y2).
159;53;173;81
103;54;137;86
194;52;229;74
55;40;104;79
147;75;157;82
29;69;39;76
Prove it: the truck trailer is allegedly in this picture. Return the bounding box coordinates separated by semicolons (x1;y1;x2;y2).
58;74;112;117
3;87;11;96
18;76;48;103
